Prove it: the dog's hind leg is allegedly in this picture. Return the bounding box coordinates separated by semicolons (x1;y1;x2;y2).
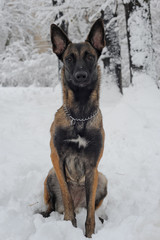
95;172;107;210
42;168;65;217
41;174;55;217
95;172;108;223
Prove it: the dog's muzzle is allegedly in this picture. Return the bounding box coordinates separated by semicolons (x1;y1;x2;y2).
74;71;88;83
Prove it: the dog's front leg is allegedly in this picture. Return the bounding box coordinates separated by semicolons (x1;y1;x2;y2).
85;167;98;238
50;142;76;227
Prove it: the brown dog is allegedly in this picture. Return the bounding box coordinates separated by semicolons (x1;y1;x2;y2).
43;19;107;238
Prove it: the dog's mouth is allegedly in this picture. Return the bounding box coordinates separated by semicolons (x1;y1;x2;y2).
68;78;88;87
74;80;90;87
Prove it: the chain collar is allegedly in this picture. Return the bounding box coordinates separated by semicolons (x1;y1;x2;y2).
63;105;99;126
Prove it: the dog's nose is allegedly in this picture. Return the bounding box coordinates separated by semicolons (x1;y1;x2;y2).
75;71;88;82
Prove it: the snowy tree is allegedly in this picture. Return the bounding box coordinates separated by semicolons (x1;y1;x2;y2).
0;1;8;53
123;0;153;83
117;0;130;87
101;1;122;93
150;0;160;87
0;0;35;60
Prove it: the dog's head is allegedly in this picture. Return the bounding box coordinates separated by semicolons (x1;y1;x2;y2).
50;19;105;89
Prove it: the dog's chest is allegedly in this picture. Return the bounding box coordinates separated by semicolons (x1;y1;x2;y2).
54;125;102;168
64;134;88;148
54;125;91;152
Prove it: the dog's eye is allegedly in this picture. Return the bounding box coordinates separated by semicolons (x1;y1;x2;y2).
66;56;73;63
87;54;94;61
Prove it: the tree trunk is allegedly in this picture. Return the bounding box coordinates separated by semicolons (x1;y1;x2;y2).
123;0;153;82
117;0;130;87
123;1;134;84
101;3;123;94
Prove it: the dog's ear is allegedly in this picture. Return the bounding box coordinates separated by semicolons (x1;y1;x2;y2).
86;18;105;57
50;24;71;60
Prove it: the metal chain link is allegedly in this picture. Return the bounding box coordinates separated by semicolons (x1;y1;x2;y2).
63;105;99;126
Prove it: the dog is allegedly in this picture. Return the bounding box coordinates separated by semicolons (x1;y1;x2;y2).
42;18;108;238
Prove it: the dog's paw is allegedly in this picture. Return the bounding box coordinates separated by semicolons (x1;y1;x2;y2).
85;218;95;238
64;214;77;228
40;211;51;218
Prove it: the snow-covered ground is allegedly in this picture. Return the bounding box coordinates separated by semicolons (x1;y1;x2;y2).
0;73;160;240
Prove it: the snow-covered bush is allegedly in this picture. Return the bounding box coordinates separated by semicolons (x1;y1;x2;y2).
0;51;57;87
0;0;58;87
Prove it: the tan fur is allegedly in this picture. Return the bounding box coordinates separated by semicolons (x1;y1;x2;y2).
44;177;50;205
47;64;105;235
44;19;107;238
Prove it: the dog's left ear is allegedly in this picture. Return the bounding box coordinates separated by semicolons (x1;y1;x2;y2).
86;18;105;57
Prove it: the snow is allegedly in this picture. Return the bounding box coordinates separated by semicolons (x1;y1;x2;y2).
0;72;160;239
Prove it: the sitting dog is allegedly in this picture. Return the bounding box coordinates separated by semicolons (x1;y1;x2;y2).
43;18;107;238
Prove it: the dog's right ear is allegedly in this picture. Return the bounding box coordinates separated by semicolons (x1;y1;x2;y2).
50;24;71;60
